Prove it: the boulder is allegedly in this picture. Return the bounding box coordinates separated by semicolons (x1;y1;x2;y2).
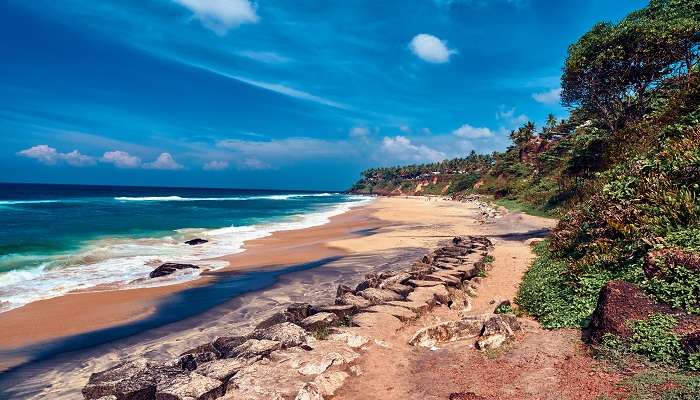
336;284;355;298
351;312;402;332
224;359;303;400
184;238;208;246
155;372;224;400
355;273;381;292
175;354;197;371
294;383;324;400
300;312;339;331
149;263;199;278
365;304;417;322
82;359;183;400
325;330;370;348
407;279;444;287
386;300;431;315
180;343;220;363
589;281;700;343
379;282;413;297
228;339;281;359
313;371;349;397
212;336;248;358
286;303;313;321
310;304;357;321
409;320;484;347
482;314;521;337
255;312;295;330
196;357;257;382
250;322;308;348
357;288;403;304
336;292;372;309
476;334;507;350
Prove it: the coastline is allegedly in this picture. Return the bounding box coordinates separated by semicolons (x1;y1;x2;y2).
0;201;380;354
0;196;553;399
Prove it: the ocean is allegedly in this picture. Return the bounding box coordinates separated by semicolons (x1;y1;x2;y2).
0;183;371;313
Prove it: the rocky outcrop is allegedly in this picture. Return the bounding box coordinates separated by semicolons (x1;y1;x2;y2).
84;235;500;400
149;263;199;278
589;280;700;345
184;238;208;246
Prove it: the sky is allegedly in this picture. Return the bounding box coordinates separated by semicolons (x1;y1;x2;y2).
0;0;647;190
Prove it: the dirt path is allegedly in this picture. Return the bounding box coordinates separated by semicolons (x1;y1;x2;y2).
334;205;626;400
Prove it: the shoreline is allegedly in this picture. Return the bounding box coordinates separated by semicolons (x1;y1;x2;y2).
0;202;380;359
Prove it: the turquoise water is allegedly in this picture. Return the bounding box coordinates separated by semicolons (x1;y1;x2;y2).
0;183;370;312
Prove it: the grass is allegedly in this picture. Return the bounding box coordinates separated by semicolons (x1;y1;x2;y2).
602;370;700;400
493;197;556;218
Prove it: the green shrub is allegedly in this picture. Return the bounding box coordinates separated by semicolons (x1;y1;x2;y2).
494;303;514;314
644;265;700;315
629;314;684;365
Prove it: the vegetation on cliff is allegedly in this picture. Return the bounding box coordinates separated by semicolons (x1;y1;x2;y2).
351;0;700;367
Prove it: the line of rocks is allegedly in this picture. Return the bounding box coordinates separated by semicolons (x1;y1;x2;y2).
82;236;500;400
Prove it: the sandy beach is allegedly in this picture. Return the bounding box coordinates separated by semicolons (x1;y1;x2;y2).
0;197;554;399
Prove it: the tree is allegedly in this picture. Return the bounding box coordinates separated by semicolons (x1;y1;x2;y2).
561;0;700;132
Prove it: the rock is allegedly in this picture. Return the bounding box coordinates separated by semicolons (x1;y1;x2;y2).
589;280;700;343
476;333;507;350
355;273;381;292
300;312;340;331
311;304;357;321
407;285;450;306
357;288;403;304
336;293;372;309
95;396;117;400
409;320;484;347
449;392;489;400
447;287;472;311
82;359;162;400
224;359;303;400
380;282;413;296
294;383;324;400
313;371;349;396
287;303;313;321
336;284;355;297
379;272;411;287
212;336;248;358
255;312;295;330
426;273;461;286
196;357;256;382
365;304;417;322
228;339;281;359
351;312;402;332
326;330;370;348
251;322;308;348
184;238;208;246
155;372;224;400
149;263;199;278
386;300;431;315
180;343;220;363
407;279;444;287
176;354;197;371
482;314;520;337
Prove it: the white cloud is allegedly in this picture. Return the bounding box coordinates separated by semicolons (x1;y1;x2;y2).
203;160;229;170
173;0;258;34
218;137;346;160
144;153;184;170
349;126;370;140
101;150;142;168
18;145;95;167
409;34;456;63
238;157;271;170
532;88;562;104
399;125;411;133
497;107;529;128
381;136;446;163
452;124;494;139
237;51;292;64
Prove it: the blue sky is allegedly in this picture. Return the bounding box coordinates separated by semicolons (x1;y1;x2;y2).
0;0;646;190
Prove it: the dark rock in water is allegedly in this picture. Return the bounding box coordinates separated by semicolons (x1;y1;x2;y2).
149;263;199;278
590;280;700;343
184;238;209;246
286;303;312;321
212;336;248;358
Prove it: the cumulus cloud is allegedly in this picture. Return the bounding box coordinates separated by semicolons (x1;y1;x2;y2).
101;150;142;168
18;145;95;166
238;157;270;170
452;124;494;139
173;0;258;34
532;88;562;105
203;160;229;170
381;136;446;163
218;137;346;160
144;153;184;170
409;34;456;63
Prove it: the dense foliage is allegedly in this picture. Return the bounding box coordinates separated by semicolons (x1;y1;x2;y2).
351;0;700;367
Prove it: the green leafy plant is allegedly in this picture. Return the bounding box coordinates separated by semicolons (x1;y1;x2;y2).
628;314;684;365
